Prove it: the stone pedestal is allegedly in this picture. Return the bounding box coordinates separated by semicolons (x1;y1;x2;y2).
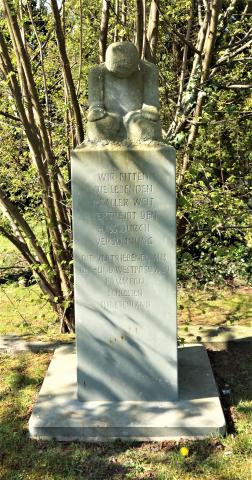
28;143;226;440
71;144;177;402
28;344;226;440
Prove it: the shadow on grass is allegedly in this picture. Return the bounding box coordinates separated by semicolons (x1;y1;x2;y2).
0;334;73;353
207;341;252;434
0;352;132;480
0;341;251;480
178;287;252;327
224;292;252;324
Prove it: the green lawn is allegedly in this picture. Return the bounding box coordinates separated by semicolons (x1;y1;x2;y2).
0;344;251;480
0;282;251;340
0;234;251;339
0;233;27;273
0;283;58;337
178;287;252;327
0;233;62;340
0;236;252;479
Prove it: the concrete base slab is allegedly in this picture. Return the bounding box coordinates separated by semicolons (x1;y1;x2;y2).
29;344;226;441
178;325;252;344
0;334;72;353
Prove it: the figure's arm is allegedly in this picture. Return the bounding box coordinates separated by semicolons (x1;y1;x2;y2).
141;60;160;121
87;65;106;121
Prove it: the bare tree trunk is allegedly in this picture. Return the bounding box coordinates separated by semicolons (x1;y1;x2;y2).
0;190;51;270
197;0;203;26
178;0;222;185
0;224;59;302
202;0;222;81
114;0;119;41
50;0;84;145
76;0;84;95
241;0;252;20
121;0;127;39
177;91;205;185
172;0;194;128
135;0;143;55
190;5;210;81
141;0;146;59
167;16;201;135
0;7;74;333
3;1;70;252
27;3;52;145
99;0;110;62
146;0;159;63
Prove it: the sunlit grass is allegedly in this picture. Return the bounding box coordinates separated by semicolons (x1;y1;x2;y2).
0;349;251;480
178;287;252;327
0;283;58;337
0;228;252;479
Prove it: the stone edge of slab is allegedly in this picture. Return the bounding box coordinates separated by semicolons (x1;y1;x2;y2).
1;325;251;354
178;325;252;344
28;344;226;441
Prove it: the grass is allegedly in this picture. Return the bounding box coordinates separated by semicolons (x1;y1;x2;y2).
0;283;58;338
0;237;252;479
0;233;58;339
178;286;252;327
0;282;251;340
0;344;251;480
0;234;251;338
0;234;27;279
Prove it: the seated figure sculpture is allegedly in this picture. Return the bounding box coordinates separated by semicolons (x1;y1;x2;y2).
87;41;162;143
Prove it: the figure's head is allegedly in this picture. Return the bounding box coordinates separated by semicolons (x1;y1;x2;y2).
105;42;139;78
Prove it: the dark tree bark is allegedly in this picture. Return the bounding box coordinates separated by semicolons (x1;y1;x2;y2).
99;0;110;62
146;0;159;63
141;0;146;59
0;2;75;333
51;0;84;146
177;0;222;185
135;0;143;55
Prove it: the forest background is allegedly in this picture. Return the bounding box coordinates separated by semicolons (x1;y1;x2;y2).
0;0;251;333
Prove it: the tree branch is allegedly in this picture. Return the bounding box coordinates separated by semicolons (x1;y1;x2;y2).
0;226;57;301
146;0;160;63
0;16;71;296
135;0;144;55
99;0;110;62
0;110;21;122
211;37;252;76
141;0;146;59
221;83;252;89
0;188;51;271
50;0;84;145
157;5;202;55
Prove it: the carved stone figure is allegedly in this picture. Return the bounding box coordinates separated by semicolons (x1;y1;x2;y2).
86;41;162;143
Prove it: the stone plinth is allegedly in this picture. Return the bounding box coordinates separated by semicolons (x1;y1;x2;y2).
28;344;226;441
71;144;177;402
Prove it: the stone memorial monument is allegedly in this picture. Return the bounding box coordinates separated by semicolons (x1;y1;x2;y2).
86;41;162;143
29;42;226;441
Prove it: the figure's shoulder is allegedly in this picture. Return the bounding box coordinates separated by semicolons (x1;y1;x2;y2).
89;63;106;77
139;59;158;75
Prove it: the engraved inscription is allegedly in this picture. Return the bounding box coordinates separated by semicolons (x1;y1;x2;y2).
97;236;153;247
80;169;170;311
101;300;151;310
96;184;153;194
108;289;143;297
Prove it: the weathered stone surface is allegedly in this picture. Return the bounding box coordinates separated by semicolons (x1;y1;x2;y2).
28;344;226;441
0;335;68;353
87;41;162;142
72;144;177;402
178;325;252;344
28;35;228;442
